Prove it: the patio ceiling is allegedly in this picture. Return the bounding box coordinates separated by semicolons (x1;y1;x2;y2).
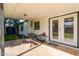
4;3;79;19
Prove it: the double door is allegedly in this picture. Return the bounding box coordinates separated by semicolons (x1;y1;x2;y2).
50;13;77;46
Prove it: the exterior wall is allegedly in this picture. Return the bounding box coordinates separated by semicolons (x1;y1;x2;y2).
29;17;49;42
19;22;29;36
29;12;78;47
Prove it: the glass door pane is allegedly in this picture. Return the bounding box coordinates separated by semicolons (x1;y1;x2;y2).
52;20;58;39
64;17;74;40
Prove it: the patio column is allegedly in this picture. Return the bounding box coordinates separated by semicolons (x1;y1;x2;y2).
0;3;4;56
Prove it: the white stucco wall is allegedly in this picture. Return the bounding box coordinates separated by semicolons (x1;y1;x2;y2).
29;17;49;42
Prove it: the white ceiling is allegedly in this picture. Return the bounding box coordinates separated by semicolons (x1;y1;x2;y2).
4;3;79;19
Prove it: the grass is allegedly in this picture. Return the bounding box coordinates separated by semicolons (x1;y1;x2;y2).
5;35;17;41
64;33;73;39
5;34;26;41
52;32;73;39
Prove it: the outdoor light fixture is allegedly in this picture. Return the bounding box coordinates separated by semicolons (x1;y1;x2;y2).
23;14;27;16
23;14;29;20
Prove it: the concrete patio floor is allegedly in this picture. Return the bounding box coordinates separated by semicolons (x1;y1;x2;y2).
0;39;79;56
4;39;41;56
21;44;74;56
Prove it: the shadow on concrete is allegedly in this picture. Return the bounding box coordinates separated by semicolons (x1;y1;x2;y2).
4;39;24;47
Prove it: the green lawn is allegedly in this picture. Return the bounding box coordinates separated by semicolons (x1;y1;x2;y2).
52;32;73;39
5;34;26;41
64;33;73;39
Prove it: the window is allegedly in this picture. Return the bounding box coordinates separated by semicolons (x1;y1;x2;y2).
21;24;24;31
64;17;74;39
52;20;58;39
34;21;40;30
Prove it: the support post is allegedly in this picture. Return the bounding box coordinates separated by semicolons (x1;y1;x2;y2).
0;3;4;56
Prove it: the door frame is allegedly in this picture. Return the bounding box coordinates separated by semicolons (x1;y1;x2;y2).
48;11;79;48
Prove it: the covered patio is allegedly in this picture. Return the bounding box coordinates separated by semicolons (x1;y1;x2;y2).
0;3;79;56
